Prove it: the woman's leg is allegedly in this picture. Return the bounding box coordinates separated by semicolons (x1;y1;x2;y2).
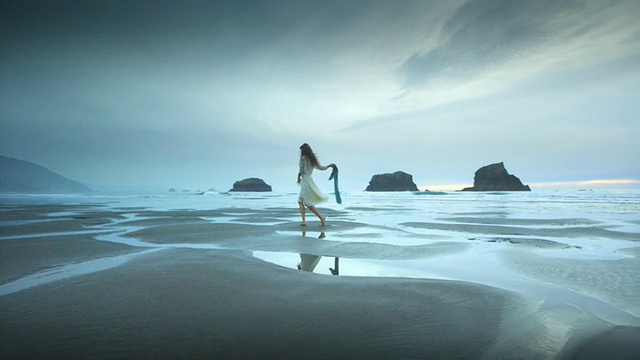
298;201;306;226
307;206;326;226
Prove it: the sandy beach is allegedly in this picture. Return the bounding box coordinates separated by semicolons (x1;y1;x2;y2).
1;192;639;359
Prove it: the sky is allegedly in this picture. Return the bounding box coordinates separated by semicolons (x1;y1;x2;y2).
2;0;639;192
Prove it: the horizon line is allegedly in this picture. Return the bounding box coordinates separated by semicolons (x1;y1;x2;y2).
421;179;640;191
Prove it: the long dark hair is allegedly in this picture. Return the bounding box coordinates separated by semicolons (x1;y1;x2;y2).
300;143;320;168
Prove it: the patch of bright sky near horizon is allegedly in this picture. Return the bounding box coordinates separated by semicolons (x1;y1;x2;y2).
1;0;639;192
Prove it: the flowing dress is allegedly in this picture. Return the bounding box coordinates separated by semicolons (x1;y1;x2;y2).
298;155;328;206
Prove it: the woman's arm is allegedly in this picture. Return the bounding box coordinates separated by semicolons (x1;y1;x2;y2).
316;163;335;171
298;156;304;183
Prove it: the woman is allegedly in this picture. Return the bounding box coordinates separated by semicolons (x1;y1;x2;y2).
297;143;334;226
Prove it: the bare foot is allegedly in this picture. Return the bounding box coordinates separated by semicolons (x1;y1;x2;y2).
300;222;307;227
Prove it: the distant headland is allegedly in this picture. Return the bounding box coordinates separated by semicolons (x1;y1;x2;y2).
0;156;91;194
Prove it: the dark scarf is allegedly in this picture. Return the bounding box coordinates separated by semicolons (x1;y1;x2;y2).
328;165;342;204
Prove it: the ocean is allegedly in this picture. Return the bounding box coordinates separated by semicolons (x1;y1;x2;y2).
1;187;639;358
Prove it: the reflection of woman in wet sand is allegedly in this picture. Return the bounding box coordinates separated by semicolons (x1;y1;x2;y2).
297;143;335;226
297;231;326;272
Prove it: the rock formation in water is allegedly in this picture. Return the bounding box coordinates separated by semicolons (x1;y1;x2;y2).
0;155;91;193
365;171;419;192
461;162;530;191
229;178;272;192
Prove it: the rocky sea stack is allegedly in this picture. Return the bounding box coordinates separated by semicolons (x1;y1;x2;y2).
229;178;272;192
365;171;419;192
461;162;530;191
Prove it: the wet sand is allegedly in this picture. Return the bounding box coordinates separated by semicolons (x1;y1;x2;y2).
1;201;639;359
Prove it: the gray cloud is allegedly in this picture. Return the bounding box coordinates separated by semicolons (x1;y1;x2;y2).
399;0;640;88
401;0;548;85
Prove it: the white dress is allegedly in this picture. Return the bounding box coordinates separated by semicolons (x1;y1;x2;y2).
298;156;328;206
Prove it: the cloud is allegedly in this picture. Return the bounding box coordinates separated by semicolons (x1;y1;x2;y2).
388;0;640;115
